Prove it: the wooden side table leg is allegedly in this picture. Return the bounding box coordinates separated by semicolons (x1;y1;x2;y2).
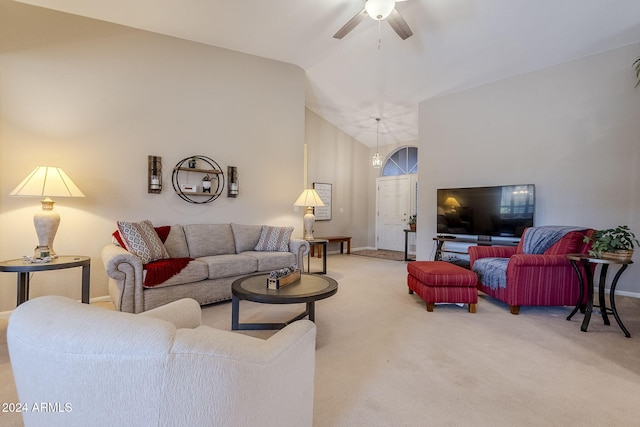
347;238;351;254
322;242;327;274
17;272;29;306
598;264;610;326
609;264;630;338
81;264;91;304
566;260;583;321
580;260;595;332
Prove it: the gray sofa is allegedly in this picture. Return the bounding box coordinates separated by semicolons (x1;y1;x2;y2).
102;223;309;313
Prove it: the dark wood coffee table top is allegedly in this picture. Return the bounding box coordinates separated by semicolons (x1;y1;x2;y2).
231;273;338;330
232;273;338;304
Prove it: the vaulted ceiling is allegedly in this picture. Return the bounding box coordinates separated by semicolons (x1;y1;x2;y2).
15;0;640;146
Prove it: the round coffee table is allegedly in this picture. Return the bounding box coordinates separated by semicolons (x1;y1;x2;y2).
231;273;338;330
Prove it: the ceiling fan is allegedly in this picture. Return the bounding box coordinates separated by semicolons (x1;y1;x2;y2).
333;0;413;40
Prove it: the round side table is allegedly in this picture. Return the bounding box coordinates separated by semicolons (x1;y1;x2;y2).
566;254;632;337
0;256;91;307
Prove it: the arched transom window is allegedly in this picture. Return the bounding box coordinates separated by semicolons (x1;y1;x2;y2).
381;146;418;176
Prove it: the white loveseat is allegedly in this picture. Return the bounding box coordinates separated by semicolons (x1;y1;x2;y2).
102;222;309;313
7;296;316;427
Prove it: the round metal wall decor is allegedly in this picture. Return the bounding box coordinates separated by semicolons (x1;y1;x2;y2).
172;155;225;204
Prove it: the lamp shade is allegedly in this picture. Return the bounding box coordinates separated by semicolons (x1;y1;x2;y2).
294;189;325;208
365;0;395;20
10;166;85;198
443;197;461;208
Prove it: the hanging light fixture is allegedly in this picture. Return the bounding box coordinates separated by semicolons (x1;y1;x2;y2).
372;117;382;168
365;0;396;20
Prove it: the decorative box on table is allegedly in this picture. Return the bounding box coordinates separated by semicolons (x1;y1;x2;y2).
267;267;301;290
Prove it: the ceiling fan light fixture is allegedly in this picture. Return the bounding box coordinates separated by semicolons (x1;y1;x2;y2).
365;0;395;20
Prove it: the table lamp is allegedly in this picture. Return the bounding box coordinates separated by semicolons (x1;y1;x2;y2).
10;166;85;258
294;189;325;240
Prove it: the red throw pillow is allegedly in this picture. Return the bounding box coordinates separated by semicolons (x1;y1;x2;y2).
544;231;585;255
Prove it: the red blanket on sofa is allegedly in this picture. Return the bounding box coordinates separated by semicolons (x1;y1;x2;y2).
113;225;193;288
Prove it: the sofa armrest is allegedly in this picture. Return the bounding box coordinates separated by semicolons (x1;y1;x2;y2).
289;238;310;271
468;245;518;268
139;298;202;329
101;244;145;313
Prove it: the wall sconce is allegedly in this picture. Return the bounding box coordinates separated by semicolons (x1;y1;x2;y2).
148;155;162;194
228;166;239;197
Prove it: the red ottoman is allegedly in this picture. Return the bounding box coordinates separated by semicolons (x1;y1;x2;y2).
407;261;478;313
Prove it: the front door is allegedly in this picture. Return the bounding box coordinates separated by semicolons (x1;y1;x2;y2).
376;176;411;251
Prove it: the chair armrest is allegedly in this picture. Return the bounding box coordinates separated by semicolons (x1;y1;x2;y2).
508;253;571;267
468;245;517;268
169;319;317;426
139;298;202;329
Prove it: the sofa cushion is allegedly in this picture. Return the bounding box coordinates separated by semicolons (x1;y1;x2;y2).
117;220;170;264
243;251;297;272
231;223;263;253
198;254;258;279
184;224;236;258
163;225;190;258
254;226;294;252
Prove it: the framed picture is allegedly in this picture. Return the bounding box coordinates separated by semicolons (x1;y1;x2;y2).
313;182;332;221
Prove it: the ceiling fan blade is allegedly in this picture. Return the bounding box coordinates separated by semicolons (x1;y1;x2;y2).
333;9;368;39
387;8;413;40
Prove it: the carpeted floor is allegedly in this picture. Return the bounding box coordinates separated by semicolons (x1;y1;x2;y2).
2;254;640;426
351;249;405;261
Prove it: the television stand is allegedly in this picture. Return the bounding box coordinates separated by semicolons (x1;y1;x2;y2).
433;236;518;267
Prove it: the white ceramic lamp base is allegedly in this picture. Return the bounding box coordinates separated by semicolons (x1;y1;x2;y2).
303;207;316;240
33;197;60;257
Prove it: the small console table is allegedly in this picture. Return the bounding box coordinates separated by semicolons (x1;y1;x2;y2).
310;236;351;258
566;254;633;338
404;229;416;261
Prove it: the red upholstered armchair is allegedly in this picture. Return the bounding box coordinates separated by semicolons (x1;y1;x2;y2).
468;227;593;314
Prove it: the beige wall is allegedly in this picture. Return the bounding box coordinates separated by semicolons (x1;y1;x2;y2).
418;42;640;295
0;1;309;310
304;110;371;249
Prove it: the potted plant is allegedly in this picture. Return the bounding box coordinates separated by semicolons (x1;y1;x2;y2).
584;225;639;261
408;215;417;231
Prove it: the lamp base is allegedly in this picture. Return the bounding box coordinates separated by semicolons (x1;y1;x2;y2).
34;197;60;257
303;207;316;240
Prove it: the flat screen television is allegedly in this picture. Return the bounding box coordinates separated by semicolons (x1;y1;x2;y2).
437;184;535;239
